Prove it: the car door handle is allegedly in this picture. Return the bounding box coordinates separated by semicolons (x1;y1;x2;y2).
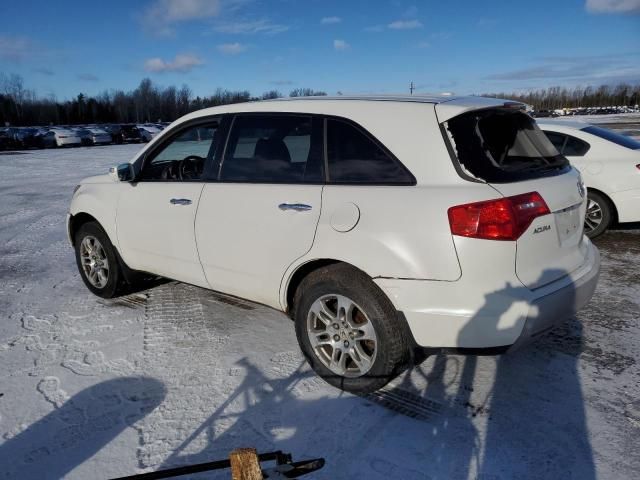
170;198;192;206
278;203;312;212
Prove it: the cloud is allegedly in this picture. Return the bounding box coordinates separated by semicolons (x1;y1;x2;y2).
34;67;54;76
388;19;423;30
333;39;349;50
0;35;33;63
142;0;223;34
212;19;289;34
77;73;99;81
144;53;204;73
416;41;430;48
321;16;341;24
586;0;640;14
217;42;247;54
485;53;640;85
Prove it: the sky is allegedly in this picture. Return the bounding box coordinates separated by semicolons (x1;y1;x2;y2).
0;0;639;100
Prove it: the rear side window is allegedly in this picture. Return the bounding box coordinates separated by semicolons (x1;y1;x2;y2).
563;135;590;156
582;125;640;150
221;115;323;183
543;131;591;156
326;119;414;184
544;131;567;151
444;110;569;183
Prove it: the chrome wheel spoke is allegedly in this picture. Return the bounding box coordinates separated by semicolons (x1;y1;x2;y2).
309;300;335;325
350;344;373;373
337;295;355;326
351;319;373;339
309;330;332;348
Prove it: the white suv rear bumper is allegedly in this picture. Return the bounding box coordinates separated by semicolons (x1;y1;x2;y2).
375;239;600;350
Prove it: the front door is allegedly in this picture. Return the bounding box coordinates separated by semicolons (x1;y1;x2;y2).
117;121;220;287
195;114;324;307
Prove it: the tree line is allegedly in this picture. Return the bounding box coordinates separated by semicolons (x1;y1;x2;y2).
0;74;328;127
482;83;640;111
1;72;638;127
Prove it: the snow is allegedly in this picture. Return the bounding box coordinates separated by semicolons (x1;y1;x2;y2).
1;144;639;479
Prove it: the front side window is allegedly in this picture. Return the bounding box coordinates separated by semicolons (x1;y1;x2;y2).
221;115;323;183
445;110;569;183
139;123;218;181
326;119;414;184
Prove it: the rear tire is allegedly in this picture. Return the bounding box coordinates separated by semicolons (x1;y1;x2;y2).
74;222;128;298
584;191;612;238
293;263;411;394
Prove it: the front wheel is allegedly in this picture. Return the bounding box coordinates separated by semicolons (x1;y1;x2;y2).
293;264;411;394
584;191;613;238
74;221;127;298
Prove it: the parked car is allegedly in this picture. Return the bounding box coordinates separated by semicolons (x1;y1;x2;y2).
538;120;640;237
67;96;600;393
13;127;43;149
0;129;16;150
45;128;82;147
532;109;558;118
137;125;161;142
76;127;112;146
104;124;143;144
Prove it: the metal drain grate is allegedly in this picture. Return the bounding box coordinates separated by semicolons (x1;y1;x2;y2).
102;293;148;309
209;292;255;310
365;386;443;421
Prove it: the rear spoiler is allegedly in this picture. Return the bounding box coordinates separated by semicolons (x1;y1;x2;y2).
435;97;526;123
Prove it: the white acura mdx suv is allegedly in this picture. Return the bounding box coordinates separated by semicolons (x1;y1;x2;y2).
67;96;600;393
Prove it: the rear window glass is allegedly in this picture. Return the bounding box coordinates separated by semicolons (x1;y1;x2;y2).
582;125;640;150
444;110;569;183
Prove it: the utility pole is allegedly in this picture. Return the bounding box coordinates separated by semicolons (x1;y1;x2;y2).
409;81;415;95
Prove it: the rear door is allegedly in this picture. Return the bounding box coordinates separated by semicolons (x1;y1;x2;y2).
441;106;588;289
195;113;324;307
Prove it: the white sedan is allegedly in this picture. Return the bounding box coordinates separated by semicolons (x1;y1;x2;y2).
538;120;640;237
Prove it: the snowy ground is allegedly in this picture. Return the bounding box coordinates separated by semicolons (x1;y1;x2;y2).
0;144;639;479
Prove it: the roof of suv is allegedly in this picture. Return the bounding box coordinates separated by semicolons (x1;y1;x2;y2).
178;94;523;124
264;94;463;104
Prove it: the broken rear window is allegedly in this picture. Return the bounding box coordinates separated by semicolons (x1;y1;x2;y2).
444;109;569;183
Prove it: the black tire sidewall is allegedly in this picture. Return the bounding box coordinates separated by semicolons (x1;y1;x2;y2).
74;222;122;298
294;266;409;394
586;191;612;238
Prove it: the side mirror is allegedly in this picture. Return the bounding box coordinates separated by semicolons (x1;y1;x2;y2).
112;163;135;182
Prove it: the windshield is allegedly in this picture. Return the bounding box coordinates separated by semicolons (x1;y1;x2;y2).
444;109;569;183
582;125;640;150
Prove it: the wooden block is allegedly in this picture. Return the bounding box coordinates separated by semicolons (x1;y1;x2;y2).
230;448;263;480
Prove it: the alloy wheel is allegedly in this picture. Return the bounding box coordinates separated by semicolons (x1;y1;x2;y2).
79;235;109;288
584;198;603;234
306;294;378;378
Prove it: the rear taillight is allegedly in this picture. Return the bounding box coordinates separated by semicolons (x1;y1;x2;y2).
448;192;550;241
